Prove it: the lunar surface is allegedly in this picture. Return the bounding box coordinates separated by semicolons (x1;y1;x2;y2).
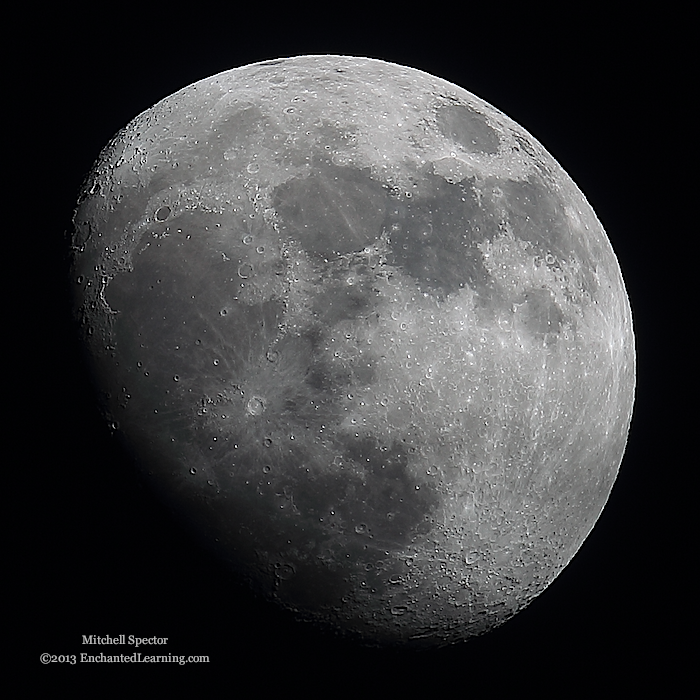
70;55;635;647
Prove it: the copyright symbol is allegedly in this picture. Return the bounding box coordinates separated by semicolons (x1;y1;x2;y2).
40;653;50;664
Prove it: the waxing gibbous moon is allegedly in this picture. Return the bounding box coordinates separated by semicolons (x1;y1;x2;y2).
70;55;635;647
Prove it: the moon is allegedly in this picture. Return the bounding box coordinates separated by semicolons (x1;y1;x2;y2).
70;55;635;647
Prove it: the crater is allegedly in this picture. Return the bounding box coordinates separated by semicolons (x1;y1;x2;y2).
154;205;171;221
245;396;266;416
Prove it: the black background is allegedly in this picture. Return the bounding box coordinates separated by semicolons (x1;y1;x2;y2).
24;7;682;692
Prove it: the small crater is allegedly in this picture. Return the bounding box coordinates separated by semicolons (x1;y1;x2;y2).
238;263;254;278
246;396;265;416
275;562;296;580
155;205;171;221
